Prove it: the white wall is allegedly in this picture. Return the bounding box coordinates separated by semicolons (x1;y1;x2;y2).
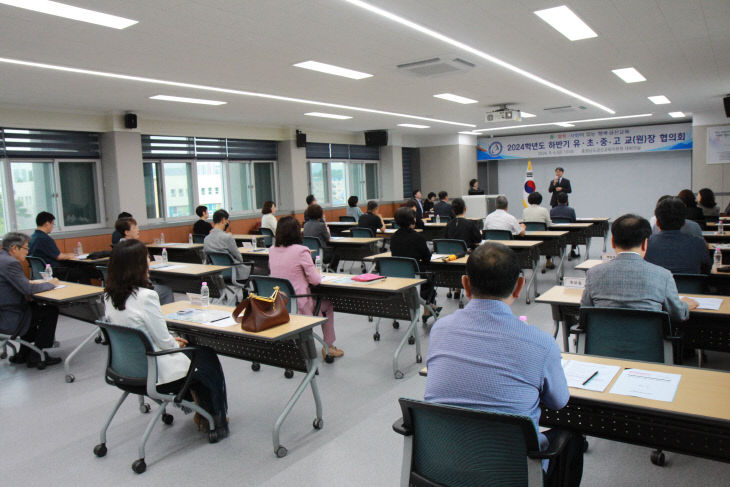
497;150;691;220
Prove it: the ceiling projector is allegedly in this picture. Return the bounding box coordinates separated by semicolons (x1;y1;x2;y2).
485;109;521;122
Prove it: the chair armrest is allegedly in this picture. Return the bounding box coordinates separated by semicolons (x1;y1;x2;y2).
392;417;411;436
527;429;571;460
148;346;200;403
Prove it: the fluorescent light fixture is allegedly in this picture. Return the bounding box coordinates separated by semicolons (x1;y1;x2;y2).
458;131;481;135
668;111;686;118
0;0;138;29
293;60;372;80
0;57;474;127
150;95;226;106
554;122;575;127
534;5;597;41
305;112;353;119
474;113;653;132
521;112;537;118
434;93;478;104
398;123;429;129
648;95;671;105
612;67;646;83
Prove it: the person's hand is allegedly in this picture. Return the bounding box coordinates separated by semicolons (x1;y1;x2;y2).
681;297;699;310
556;186;562;191
174;337;189;347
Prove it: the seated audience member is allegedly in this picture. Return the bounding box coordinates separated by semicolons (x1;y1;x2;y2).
203;209;251;280
650;195;702;238
347;195;364;220
29;211;77;280
269;216;343;358
116;217;174;305
433;191;455;220
698;188;720;219
677;189;705;224
261;201;278;234
390;207;439;322
444;198;481;250
1;232;62;368
111;211;132;244
581;214;698;323
523;192;554;268
403;199;425;229
303;204;339;272
103;239;229;437
549;192;576;222
423;192;437;214
193;205;213;236
304;194;324;223
645;197;712;275
468;178;485;195
357;200;386;235
425;242;583;484
484;196;525;236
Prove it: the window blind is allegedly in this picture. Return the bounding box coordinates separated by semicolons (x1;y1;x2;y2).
1;128;100;158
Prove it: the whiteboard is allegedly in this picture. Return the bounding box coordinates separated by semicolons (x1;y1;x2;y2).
496;150;691;220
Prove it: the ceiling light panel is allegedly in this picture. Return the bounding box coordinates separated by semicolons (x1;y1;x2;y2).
648;95;671;104
398;123;429;128
534;5;598;41
668;112;686;118
0;0;138;29
521;112;537;118
293;60;373;80
150;95;226;105
554;122;575;127
305;112;352;119
612;67;646;83
434;93;478;104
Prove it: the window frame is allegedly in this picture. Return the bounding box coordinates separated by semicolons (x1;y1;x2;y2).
307;159;379;208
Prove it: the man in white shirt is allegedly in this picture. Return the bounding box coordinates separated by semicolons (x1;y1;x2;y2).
484;196;526;236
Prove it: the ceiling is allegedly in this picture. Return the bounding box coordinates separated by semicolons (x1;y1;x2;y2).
0;0;727;137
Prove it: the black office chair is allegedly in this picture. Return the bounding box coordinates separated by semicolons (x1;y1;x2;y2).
525;222;547;231
350;227;375;238
0;307;51;366
259;227;274;247
551;217;573;224
432;239;468;255
26;255;47;280
483;229;513;241
192;234;206;244
339;215;356;222
673;274;708;294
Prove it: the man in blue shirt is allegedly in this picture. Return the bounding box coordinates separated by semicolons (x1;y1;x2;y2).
425;242;583;484
29;211;78;281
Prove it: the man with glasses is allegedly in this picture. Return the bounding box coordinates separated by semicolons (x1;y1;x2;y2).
0;232;62;368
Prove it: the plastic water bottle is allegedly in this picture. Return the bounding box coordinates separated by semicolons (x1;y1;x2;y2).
316;253;323;273
252;237;257;250
160;232;165;244
161;248;168;264
715;248;723;267
435;214;440;224
719;220;725;235
75;241;83;256
519;315;528;324
200;282;209;308
188;233;193;244
44;264;53;281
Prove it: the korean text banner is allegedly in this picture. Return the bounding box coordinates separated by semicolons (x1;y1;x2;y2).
477;123;692;160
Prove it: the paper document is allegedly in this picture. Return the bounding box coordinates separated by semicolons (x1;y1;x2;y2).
204;316;237;328
150;263;187;271
679;296;723;310
76;253;90;260
609;368;681;402
241;242;253;249
165;309;231;325
562;360;620;392
330;236;345;240
162;242;188;247
320;274;341;282
54;285;67;289
431;254;449;262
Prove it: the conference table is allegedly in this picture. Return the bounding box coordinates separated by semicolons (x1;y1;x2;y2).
576;217;611;252
702;231;730;244
517;230;569;283
548;222;593;260
239;247;317;275
149;262;228;297
162;301;326;458
327;237;382;269
325;221;358;236
232;234;267;247
147;243;205;264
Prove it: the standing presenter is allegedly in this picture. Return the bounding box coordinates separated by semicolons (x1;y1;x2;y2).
548;167;572;208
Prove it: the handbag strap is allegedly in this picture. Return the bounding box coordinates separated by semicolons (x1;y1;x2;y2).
232;297;250;323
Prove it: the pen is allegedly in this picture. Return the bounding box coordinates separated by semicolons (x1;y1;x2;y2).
582;371;598;386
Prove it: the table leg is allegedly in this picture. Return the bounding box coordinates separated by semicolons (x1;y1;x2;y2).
393;313;420;379
556;247;567;284
602;235;607;253
584;237;592;262
525;261;538;305
64;327;100;383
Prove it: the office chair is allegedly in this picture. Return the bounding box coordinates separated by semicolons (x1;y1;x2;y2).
0;307;51;366
26;255;47;280
339;215;356;222
483;229;513;240
350;227;375;238
432;239;468;306
551;217;573;224
192;234;206;244
525;222;547;231
205;252;252;304
259;227;274;247
673;274;708;294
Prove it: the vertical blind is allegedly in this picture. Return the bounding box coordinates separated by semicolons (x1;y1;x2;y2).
402;147;420;198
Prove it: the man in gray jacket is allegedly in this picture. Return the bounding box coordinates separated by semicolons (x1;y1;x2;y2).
203;209;251;281
0;232;62;368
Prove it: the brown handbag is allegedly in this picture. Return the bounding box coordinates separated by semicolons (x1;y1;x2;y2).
232;286;290;332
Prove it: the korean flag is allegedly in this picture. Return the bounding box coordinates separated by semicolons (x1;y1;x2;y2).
523;160;536;208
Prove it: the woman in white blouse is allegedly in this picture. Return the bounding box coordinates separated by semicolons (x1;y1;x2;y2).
261;201;278;233
103;239;229;437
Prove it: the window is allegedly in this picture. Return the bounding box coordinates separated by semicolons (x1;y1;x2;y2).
163;162;193;218
309;162;330;206
197;160;225;213
0;166;7;234
308;160;378;207
253;162;275;208
349;162;378;201
144;162;163;219
10;162;57;230
229;162;254;213
330;162;347;206
58;161;101;227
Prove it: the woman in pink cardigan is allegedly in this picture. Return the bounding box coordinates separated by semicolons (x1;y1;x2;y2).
268;216;343;359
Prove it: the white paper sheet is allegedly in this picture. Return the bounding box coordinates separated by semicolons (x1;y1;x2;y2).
431;254;449;261
54;285;67;289
204;316;237;328
320;274;341;282
76;253;90;260
241;242;253;249
679;296;723;310
562;360;620;392
609;368;681;402
330;236;345;240
150;263;187;271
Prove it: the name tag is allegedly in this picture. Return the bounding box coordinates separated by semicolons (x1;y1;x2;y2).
601;253;616;262
564;277;586;289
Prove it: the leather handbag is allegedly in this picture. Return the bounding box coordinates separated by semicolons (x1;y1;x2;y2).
232;286;290;332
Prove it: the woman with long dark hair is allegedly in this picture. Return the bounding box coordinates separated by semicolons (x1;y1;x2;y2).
698;188;720;219
103;239;229;437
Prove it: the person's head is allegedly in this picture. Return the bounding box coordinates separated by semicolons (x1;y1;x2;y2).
348;195;359;208
305;203;323;221
367;200;378;213
698;188;716;209
117;211;132;219
495;195;509;210
451;198;466;216
412;189;421;200
527;192;543;205
463;242;523;302
262;201;276;215
115;217;139;239
195;205;208;219
394;206;416;228
306;194;316;206
469;178;479;190
427;192;436;201
105;239;152;311
611;214;652;254
677;189;697;208
2;232;30;263
438;191;448;201
655;197;686;231
212;209;229;227
557;192;569;205
36;211;55;232
274;216;302;247
404;199;418;215
555;167;564;178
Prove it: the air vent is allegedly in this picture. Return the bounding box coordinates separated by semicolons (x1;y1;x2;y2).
397;57;474;77
543;105;588;114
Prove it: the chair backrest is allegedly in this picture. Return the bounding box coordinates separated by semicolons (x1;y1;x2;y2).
673;274;708;294
483;229;513;241
192;234;206;244
302;236;322;253
259;227;274;247
339;215;356;222
96;321;152;387
351;227;375;238
525;222;547;231
250;275;297;313
26;255;47;280
374;257;419;278
397;398;542;487
206;251;234;280
579;307;671;363
96;265;108;284
433;239;468;255
551;217;572;224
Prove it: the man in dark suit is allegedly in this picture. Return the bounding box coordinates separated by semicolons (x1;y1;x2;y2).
1;232;62;368
412;189;424;220
433;191;456;220
548;167;572;208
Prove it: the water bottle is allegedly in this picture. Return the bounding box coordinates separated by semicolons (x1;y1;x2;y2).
200;282;209;308
188;233;193;244
316;253;323;273
715;248;723;267
435;214;440;224
718;220;725;235
44;264;53;281
75;241;83;256
252;237;257;250
161;247;168;264
160;232;165;244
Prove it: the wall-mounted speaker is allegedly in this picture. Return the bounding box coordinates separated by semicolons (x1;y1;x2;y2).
365;130;388;146
124;113;137;129
296;130;307;148
724;96;730;118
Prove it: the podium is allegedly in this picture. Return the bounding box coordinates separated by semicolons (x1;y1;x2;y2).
462;194;502;220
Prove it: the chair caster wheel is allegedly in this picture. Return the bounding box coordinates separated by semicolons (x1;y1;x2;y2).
324;354;334;364
0;352;7;359
251;362;261;371
394;370;404;379
651;450;665;466
93;443;107;457
392;320;400;329
368;316;373;322
132;459;146;474
284;369;294;379
140;403;151;414
373;332;380;341
53;340;60;348
65;374;75;383
458;302;464;309
95;335;103;344
313;418;324;430
208;430;219;443
162;413;174;425
446;291;452;299
408;336;415;345
541;269;547;274
275;445;288;458
583;439;589;453
526;299;531;305
416;355;422;363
